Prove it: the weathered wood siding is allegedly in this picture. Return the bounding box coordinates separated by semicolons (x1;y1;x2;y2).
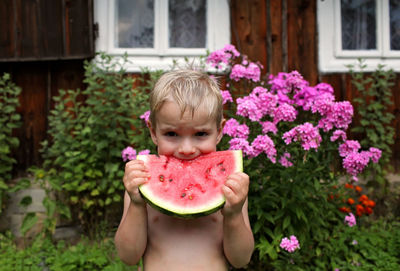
0;0;94;174
1;0;399;174
0;0;94;61
1;61;86;173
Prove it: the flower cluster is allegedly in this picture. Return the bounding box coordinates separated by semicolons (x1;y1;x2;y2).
121;146;150;162
221;90;233;104
282;122;322;151
338;140;382;181
140;110;151;124
344;212;356;227
279;152;293;168
206;44;240;69
208;44;382;181
280;235;300;253
230;62;261;82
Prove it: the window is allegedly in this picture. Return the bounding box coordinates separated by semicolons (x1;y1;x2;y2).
94;0;230;72
318;0;400;72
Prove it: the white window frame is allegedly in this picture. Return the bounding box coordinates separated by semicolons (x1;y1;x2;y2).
318;0;400;72
94;0;230;72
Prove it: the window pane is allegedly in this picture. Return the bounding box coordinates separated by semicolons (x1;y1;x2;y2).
390;0;400;50
341;0;376;50
116;0;154;48
169;0;206;48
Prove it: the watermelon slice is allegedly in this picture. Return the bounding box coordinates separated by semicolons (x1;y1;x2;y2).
137;150;243;219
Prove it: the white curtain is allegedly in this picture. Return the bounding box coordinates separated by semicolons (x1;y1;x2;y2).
341;0;376;50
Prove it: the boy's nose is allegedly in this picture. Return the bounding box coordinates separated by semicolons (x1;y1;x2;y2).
178;139;195;155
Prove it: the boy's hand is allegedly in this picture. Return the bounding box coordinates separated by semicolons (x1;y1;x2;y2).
221;172;249;217
123;160;150;206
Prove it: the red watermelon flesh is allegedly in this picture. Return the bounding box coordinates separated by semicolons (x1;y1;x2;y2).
137;150;243;219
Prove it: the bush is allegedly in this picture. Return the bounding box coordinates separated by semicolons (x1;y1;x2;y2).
0;232;138;271
347;60;396;216
0;73;21;214
39;53;139;235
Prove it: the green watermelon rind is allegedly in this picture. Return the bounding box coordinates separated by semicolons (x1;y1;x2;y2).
137;150;243;219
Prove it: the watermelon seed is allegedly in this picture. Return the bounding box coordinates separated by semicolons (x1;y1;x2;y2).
181;193;186;198
159;175;165;182
189;195;193;200
169;178;173;182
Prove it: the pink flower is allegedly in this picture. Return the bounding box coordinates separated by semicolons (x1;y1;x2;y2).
282;122;322;151
140;111;150;123
338;140;361;157
368;147;382;163
317;101;353;132
221;90;233;104
228;138;253;157
230;63;261;82
297;83;334;110
330;130;347;142
122;147;150;162
311;92;335;116
230;64;247;81
250;87;278;117
342;151;371;179
279;152;293;168
330;101;354;130
223;119;249;139
269;71;308;95
273;103;298;124
314;82;334;94
223;118;240;137
223;44;240;57
280;235;300;253
260;121;278;134
236;96;264;121
122;146;136;162
293;86;317;109
344;212;356;227
206;44;240;69
250;135;276;162
246;62;261;82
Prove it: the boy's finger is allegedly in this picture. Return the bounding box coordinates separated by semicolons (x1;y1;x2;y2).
126;161;148;171
125;177;148;191
126;170;151;180
224;179;240;194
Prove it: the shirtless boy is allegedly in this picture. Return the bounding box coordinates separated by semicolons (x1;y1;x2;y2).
115;69;254;270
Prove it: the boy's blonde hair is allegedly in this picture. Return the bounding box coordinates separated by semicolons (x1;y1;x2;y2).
149;69;223;128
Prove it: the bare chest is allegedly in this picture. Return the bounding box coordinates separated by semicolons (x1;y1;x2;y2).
144;206;227;270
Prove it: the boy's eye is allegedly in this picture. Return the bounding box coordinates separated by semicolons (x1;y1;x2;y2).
195;132;208;137
165;131;177;137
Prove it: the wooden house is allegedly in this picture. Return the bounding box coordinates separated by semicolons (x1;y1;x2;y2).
1;0;399;174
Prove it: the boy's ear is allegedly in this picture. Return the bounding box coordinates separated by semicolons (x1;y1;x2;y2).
147;121;158;145
216;118;226;144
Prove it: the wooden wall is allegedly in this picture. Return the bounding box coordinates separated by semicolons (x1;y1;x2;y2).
1;0;399;174
0;60;86;174
0;0;94;61
0;0;94;175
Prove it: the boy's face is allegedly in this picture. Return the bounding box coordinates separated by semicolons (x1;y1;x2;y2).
148;100;225;160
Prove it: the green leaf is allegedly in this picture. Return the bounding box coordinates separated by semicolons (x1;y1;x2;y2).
282;216;291;230
20;213;38;235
